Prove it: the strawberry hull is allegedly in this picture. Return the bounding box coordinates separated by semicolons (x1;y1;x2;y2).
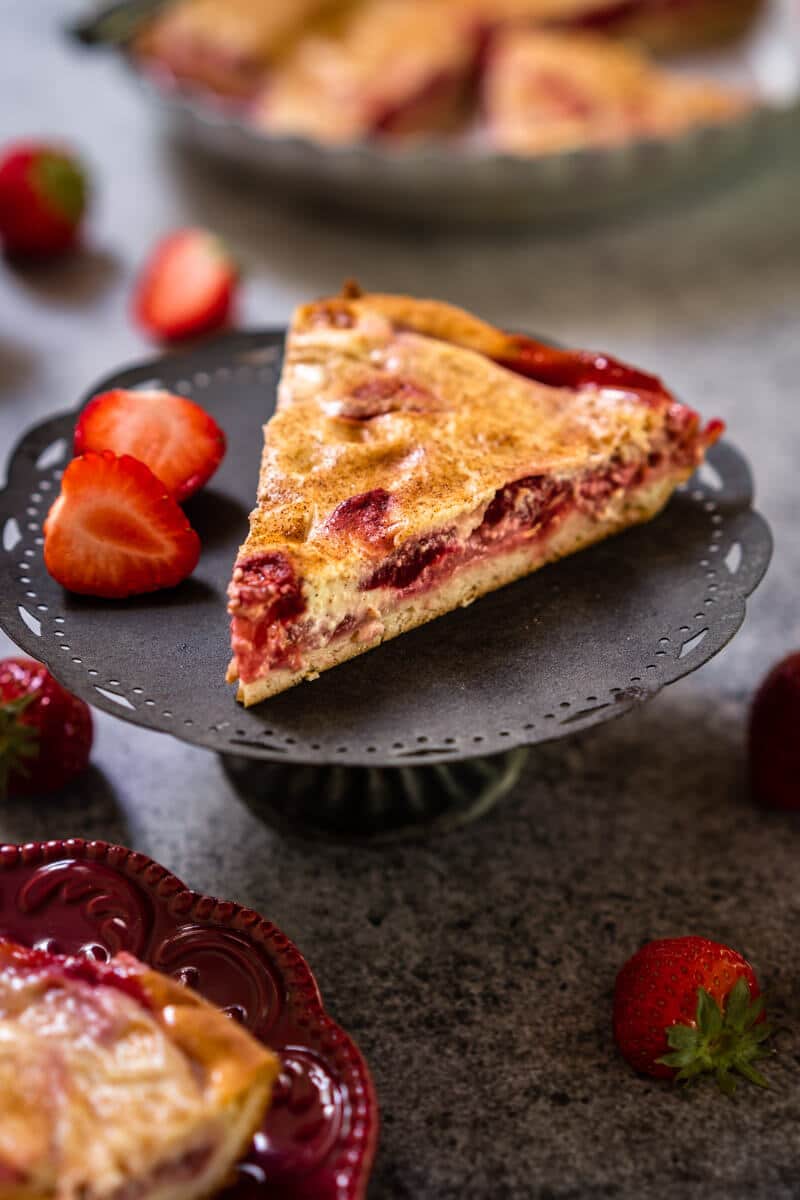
614;936;767;1088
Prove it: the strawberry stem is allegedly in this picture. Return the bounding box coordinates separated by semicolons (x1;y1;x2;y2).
0;695;39;800
33;153;86;224
658;978;772;1096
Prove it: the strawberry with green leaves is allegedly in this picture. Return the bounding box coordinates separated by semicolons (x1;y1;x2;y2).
0;659;93;799
614;936;772;1095
0;142;88;258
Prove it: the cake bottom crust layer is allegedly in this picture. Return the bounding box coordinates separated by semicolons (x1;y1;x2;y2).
235;471;680;706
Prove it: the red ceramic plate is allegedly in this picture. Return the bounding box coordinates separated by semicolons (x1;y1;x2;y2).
0;839;378;1200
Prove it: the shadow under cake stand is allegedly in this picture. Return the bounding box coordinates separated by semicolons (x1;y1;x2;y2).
0;332;772;839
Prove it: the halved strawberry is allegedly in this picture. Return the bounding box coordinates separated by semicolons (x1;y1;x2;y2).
74;388;227;503
44;451;201;598
133;228;238;341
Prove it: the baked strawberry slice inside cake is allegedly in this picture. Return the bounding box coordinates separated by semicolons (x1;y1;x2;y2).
227;287;723;706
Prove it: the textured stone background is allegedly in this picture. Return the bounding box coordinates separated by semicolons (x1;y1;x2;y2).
1;4;799;1197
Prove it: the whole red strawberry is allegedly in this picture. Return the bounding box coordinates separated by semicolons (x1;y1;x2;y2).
0;143;88;258
0;659;93;798
613;937;771;1094
749;651;800;810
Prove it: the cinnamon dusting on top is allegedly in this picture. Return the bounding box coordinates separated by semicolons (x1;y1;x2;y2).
235;290;701;580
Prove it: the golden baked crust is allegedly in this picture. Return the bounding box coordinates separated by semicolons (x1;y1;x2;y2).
483;29;750;155
227;287;722;704
0;941;279;1200
134;0;344;96
253;0;479;142
243;294;670;566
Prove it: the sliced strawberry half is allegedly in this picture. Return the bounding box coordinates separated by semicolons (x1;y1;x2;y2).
75;388;227;502
44;451;201;599
133;228;238;342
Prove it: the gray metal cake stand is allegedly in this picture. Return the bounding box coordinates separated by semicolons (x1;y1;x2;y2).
0;332;772;839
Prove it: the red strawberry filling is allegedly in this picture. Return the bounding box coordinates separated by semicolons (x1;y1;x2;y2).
480;474;569;533
495;335;668;401
335;375;440;421
365;530;458;591
230;409;720;683
228;552;308;681
326;488;394;545
0;940;150;1009
359;471;579;597
359;405;715;600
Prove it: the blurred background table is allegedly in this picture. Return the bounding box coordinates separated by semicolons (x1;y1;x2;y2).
1;3;799;1197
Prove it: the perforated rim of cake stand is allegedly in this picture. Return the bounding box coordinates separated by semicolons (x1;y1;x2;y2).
0;330;772;768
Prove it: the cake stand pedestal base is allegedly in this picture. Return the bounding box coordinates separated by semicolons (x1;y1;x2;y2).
221;749;529;842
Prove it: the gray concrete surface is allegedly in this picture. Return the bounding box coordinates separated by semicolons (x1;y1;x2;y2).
1;3;799;1196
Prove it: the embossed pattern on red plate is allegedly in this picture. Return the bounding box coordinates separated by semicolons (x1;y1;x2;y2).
0;839;378;1200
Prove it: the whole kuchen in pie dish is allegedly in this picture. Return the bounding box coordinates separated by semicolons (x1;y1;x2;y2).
74;0;799;222
134;0;759;149
0;839;378;1200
